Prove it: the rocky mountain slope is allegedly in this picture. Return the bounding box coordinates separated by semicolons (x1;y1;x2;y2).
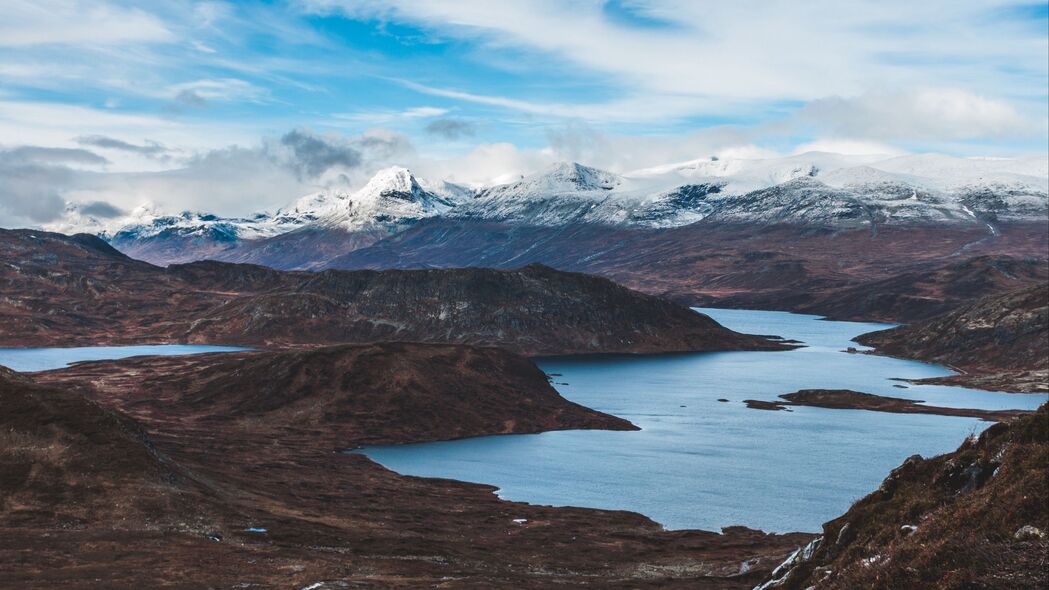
328;218;1049;323
0;228;783;355
857;283;1049;392
792;255;1049;322
181;262;787;354
8;346;811;589
754;404;1048;590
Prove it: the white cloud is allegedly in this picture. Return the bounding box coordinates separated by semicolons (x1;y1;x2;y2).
166;78;269;103
791;138;907;157
330;106;450;125
397;80;724;122
307;0;1048;109
0;0;175;47
799;89;1036;141
413;142;553;186
302;0;1049;158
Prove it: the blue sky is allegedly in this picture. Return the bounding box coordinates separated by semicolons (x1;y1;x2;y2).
0;0;1047;223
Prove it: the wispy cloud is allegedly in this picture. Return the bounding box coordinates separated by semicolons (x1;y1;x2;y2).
75;135;172;158
330;106;450;125
0;0;175;47
166;78;270;104
315;1;1048;122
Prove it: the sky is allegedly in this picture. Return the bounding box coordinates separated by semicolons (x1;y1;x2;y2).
1;0;1047;226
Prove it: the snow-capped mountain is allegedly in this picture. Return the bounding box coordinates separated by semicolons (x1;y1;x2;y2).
64;166;454;238
449;162;727;228
293;166;465;231
45;153;1048;267
446;154;1046;229
50;167;470;266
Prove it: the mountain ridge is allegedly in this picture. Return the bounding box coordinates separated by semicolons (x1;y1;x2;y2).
42;152;1049;268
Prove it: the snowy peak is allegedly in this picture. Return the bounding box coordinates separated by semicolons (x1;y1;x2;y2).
357;166;427;203
482;162;622;199
285;167;460;232
545;162;622;191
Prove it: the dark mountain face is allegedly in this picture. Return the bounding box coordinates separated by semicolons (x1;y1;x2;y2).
0;228;782;355
754;404;1049;590
202;225;390;270
181;263;787;354
857;283;1049;392
792;254;1049;322
324;218;1049;322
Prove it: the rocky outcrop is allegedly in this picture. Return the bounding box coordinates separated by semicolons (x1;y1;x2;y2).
0;229;784;355
753;404;1048;590
857;284;1049;392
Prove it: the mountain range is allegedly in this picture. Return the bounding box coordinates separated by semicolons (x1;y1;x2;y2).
47;152;1049;270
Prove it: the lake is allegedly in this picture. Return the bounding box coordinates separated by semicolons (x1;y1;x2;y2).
0;344;250;372
359;308;1047;533
3;312;1042;533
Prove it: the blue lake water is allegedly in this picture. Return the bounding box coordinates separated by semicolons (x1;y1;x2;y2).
0;344;250;372
360;308;1047;533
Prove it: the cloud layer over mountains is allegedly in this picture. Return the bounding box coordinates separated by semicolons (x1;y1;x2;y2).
0;1;1046;227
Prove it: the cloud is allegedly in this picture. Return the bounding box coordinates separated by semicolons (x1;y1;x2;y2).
312;1;1047;129
0;0;174;47
791;138;907;157
76;200;126;218
0;100;180;142
138;128;415;212
2;146;109;166
167;78;269;103
171;90;208;110
330;106;450;125
0;146;86;225
1;127;423;226
424;118;477;139
540;120;776;173
799;89;1035;141
75;135;171;157
412;141;553;186
279;129;363;179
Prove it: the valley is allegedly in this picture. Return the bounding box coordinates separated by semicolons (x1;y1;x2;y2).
5;5;1048;588
3;154;1047;588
